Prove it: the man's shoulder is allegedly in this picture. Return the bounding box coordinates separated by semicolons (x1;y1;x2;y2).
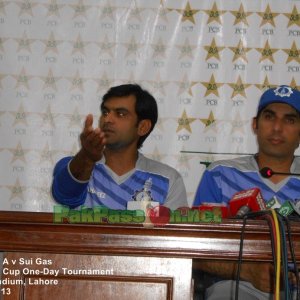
293;156;300;171
207;155;256;172
54;156;73;170
137;153;180;178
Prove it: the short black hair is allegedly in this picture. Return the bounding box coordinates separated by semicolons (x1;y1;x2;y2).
101;84;158;148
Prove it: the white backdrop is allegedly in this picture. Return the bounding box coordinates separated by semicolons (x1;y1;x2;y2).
0;0;299;211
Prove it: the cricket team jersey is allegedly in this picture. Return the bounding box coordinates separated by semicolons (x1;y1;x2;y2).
194;155;300;206
52;153;188;210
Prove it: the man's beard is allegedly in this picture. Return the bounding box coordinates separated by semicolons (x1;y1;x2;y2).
105;139;134;151
105;142;125;150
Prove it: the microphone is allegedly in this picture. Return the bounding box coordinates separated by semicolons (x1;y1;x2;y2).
260;167;300;178
229;188;266;218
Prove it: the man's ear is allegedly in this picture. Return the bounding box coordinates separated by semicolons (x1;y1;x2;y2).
252;117;258;134
138;119;151;137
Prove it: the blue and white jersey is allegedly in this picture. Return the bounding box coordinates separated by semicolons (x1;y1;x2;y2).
86;164;168;209
52;153;188;210
194;155;300;206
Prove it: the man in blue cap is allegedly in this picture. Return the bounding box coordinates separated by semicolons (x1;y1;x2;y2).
194;85;300;299
195;85;300;206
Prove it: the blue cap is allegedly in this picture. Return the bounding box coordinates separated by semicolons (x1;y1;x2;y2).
257;85;300;114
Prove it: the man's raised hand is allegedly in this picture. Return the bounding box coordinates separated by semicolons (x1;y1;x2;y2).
80;114;106;163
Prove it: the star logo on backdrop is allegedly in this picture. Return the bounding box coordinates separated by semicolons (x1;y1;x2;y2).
17;0;38;17
99;2;117;22
41;69;60;91
10;104;29;126
230;3;253;26
67;70;86;92
290;78;300;90
177;110;196;133
97;35;116;58
175;2;200;25
177;37;196;60
152;37;168;59
39;105;56;128
228;76;251;98
94;72;115;94
230;112;248;134
42;32;63;55
155;117;168;132
200;111;218;133
284;5;300;28
203;2;226;25
174;147;194;170
71;34;89;56
125;5;145;23
16;31;35;53
148;73;169;96
204;38;225;61
67;107;84;128
44;0;64;17
0;0;9;15
38;143;55;164
34;186;52;202
201;74;223;97
124;36;143;58
256;40;279;63
12;67;33;90
7;179;26;201
229;39;251;63
255;76;276;91
9;142;29;163
282;41;300;64
0;36;8;52
148;146;167;163
175;74;197;96
155;0;169;23
70;0;91;19
257;4;279;27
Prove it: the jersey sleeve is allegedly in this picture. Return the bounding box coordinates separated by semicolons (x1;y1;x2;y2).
51;156;88;208
164;173;189;209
